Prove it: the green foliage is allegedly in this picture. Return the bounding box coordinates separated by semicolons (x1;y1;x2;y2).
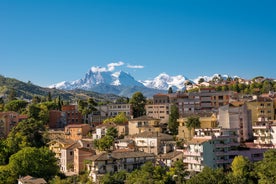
106;127;118;139
129;92;146;118
186;167;226;184
5;118;46;159
4;99;28;113
100;170;127;184
8;147;59;182
103;112;128;125
255;149;276;184
94;135;114;151
185;116;200;130
168;87;173;94
168;104;179;135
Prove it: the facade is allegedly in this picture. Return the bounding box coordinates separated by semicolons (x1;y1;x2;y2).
253;120;276;146
145;103;170;124
74;147;95;174
132;131;175;155
128;116;162;135
64;124;91;141
48;110;67;128
87;151;155;183
218;103;253;142
177;113;217;141
62;105;83;125
157;151;183;167
183;128;239;172
246;96;274;125
0;111;27;138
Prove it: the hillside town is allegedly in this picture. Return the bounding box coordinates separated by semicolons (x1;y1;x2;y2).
1;76;276;184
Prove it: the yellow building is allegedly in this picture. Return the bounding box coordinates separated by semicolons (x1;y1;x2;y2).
177;113;217;141
246;96;274;126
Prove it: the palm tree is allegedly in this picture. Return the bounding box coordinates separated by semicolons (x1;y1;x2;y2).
185;116;200;140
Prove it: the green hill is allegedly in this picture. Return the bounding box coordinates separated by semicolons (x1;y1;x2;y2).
0;75;123;103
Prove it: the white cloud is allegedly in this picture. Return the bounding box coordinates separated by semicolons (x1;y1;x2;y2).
90;61;125;73
107;61;124;71
127;64;144;69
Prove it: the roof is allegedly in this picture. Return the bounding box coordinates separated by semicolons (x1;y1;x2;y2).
134;131;173;140
65;124;90;128
130;115;160;121
188;137;211;145
158;151;183;159
18;175;47;184
88;151;155;161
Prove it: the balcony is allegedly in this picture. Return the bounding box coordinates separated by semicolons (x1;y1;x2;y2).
183;159;201;165
183;151;201;157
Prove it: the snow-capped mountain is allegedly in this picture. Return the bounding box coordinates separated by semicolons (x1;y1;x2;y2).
141;73;191;91
49;69;144;90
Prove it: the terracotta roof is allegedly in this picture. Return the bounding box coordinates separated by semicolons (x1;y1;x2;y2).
65;124;90;128
18;175;47;184
188;137;211;145
158;151;182;159
134;131;173;140
88;151;155;161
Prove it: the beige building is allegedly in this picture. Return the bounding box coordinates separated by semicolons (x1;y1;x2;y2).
246;96;274;125
87;151;155;183
132;131;175;155
65;124;91;141
177;113;217;141
128;116;162;135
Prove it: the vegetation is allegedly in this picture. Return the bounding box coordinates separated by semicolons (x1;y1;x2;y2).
103;112;129;125
129;91;146;118
168;104;179;135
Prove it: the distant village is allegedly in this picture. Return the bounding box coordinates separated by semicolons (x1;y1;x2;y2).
2;76;276;183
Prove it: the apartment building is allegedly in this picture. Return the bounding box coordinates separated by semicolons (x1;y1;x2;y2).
62;105;83;125
246;96;274;125
87;151;155;183
0;111;27;138
64;124;91;141
131;131;175;155
183;128;239;172
252;119;276;146
218;103;253;142
177;113;217;141
128;116;162;135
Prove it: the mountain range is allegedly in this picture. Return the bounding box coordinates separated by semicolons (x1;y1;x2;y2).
49;67;236;97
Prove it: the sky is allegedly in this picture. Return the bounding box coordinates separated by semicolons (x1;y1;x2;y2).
0;0;276;87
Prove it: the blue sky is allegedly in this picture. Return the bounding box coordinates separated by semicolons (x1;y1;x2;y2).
0;0;275;87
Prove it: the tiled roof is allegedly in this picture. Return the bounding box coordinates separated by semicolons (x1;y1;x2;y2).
88;151;155;161
18;175;47;184
134;131;173;140
66;124;90;128
188;137;211;145
158;151;182;159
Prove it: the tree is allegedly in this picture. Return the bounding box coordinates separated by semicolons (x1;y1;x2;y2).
4;100;28;113
168;87;173;94
94;135;114;151
255;149;276;184
100;170;127;184
168;104;179;135
186;167;226;184
47;92;52;102
169;160;188;184
106;127;118;139
7;88;16;102
185;116;200;140
129;92;146;118
227;155;255;184
8;147;59;182
198;78;205;84
103;112;128;125
5;118;46;158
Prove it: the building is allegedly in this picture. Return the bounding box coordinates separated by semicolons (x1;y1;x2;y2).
48;110;67;128
128;116;162;135
86;151;155;183
157;151;183;167
18;175;47;184
64;124;91;141
218;103;253;142
183;128;239;172
177;113;217;141
62;105;83;125
252;120;276;146
74;147;95;174
132;131;175;155
246;96;274;125
0;111;27;138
